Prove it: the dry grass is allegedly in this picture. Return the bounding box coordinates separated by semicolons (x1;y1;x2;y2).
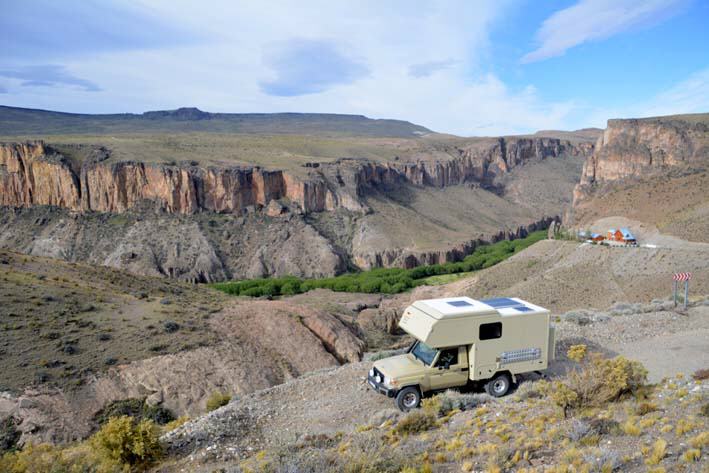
392;410;437;436
644;439;667;465
0;250;224;392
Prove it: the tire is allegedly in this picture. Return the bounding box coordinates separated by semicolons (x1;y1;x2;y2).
395;386;421;411
485;373;512;397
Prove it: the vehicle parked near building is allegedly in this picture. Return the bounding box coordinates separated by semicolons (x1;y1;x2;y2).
368;297;555;411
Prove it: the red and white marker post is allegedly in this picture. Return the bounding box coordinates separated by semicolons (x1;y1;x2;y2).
672;272;692;308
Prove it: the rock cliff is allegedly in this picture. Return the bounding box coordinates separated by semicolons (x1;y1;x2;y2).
573;115;708;206
0;136;594;280
0;142;81;210
1;137;591;217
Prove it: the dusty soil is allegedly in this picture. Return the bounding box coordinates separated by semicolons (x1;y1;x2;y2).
448;237;709;313
572;167;709;244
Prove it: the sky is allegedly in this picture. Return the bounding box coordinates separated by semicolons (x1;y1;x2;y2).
1;0;708;136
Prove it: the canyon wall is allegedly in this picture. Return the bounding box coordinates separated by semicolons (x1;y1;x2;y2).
1;137;592;217
573;116;708;205
0;142;81;210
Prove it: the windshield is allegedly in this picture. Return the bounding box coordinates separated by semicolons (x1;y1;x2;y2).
410;340;438;366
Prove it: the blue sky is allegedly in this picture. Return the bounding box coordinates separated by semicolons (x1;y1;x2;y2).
0;0;707;135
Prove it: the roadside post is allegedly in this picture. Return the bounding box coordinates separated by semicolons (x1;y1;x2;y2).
672;273;692;308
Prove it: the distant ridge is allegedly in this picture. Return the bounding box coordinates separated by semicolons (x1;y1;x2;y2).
533;128;603;142
0;105;433;137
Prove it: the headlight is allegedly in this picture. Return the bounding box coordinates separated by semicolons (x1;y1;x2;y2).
375;375;382;383
369;368;374;377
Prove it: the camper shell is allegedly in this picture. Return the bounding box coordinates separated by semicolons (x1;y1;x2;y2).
368;296;556;410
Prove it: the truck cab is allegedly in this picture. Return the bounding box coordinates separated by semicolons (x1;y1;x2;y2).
368;297;555;411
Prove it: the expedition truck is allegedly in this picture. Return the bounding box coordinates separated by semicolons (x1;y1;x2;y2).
368;297;555;411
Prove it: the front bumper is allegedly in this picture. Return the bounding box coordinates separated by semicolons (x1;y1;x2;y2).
367;372;396;397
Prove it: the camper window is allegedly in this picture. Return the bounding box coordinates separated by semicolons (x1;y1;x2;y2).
480;322;502;340
411;340;437;366
435;348;458;368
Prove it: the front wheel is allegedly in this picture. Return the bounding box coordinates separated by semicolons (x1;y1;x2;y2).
395;386;421;411
485;373;512;397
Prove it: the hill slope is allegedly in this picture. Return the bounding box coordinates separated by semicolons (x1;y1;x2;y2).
0;106;432;137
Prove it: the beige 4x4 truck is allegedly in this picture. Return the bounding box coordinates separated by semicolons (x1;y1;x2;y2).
368;297;555;411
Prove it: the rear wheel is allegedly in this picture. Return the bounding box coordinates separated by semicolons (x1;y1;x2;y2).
485;373;512;397
395;386;421;411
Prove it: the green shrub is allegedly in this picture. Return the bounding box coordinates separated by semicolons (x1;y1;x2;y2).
549;352;647;416
212;231;547;297
93;398;175;426
0;417;20;454
90;416;162;471
206;391;231;412
0;442;78;473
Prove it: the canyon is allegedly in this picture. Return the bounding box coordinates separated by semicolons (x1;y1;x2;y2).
1;108;708;460
1;137;590;216
0;107;597;280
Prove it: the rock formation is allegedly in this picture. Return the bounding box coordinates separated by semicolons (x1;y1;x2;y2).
1;138;592;217
0;135;595;280
572;115;708;207
0;142;81;210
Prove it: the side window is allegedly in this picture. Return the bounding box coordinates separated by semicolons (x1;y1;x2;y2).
436;348;458;367
479;322;502;340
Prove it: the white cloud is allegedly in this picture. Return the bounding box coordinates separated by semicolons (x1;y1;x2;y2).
522;0;686;63
638;68;709;117
565;67;709;128
2;0;581;135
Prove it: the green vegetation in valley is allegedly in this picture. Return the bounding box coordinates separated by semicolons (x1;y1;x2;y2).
212;230;547;297
93;398;175;427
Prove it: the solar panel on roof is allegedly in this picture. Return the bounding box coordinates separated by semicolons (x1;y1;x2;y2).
447;300;473;307
481;297;537;314
480;297;518;308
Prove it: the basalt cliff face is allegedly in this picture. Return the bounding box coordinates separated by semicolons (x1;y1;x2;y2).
0;136;594;280
573;116;708;206
1;138;591;216
0;142;81;209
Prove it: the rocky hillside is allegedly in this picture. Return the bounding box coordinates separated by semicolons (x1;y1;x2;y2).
571;114;709;240
0;249;374;445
